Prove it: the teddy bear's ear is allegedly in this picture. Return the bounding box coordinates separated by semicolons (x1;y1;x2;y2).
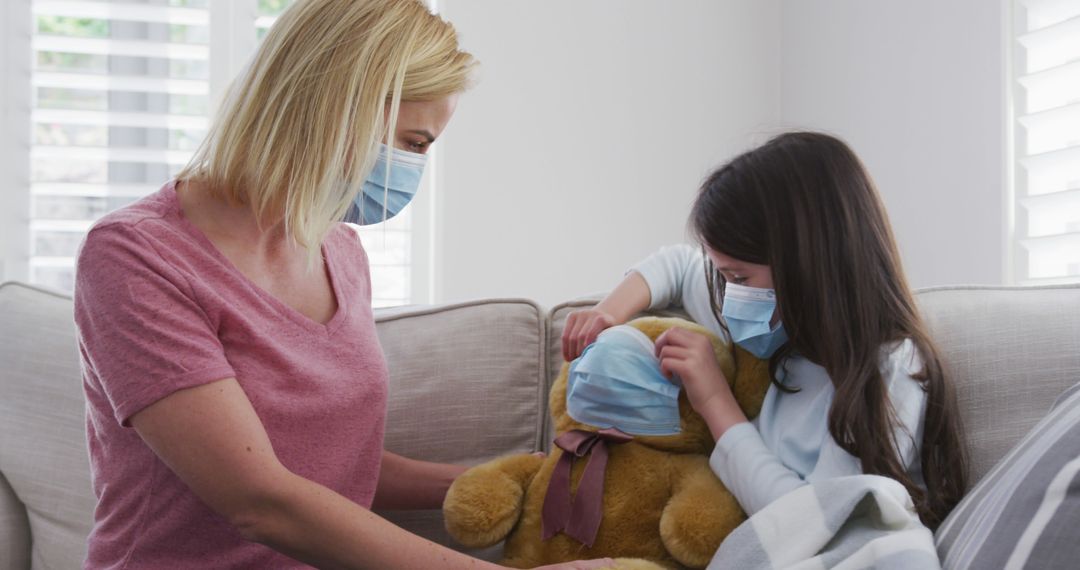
548;361;593;435
549;362;570;420
624;316;666;341
625;316;738;386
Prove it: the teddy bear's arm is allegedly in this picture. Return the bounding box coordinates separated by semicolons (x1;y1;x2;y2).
659;455;746;569
443;453;546;549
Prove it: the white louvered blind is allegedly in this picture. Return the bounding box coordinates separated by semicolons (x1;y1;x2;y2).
21;0;419;307
1013;0;1080;284
30;0;210;292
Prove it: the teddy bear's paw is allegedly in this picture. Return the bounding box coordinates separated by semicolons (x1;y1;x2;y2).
659;488;743;568
505;558;666;570
443;465;528;548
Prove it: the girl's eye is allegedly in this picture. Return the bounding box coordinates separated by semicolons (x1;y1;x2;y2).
408;141;428;152
720;271;747;285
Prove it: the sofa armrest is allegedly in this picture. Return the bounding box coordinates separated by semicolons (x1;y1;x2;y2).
0;472;30;569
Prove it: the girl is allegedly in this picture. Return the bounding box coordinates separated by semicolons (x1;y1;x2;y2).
562;131;967;528
73;0;607;568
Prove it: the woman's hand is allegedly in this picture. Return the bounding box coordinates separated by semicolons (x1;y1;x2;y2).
654;327;748;439
561;308;619;362
532;559;616;569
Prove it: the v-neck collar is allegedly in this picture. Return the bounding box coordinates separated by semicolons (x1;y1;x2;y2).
165;180;348;335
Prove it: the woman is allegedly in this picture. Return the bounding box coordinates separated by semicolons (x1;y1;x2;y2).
73;0;610;568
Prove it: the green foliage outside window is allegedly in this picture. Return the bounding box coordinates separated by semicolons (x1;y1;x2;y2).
259;0;292;16
37;15;109;38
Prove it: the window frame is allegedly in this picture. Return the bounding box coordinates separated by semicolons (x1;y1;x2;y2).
2;0;32;284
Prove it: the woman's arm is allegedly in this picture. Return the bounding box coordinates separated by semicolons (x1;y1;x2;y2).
372;451;467;510
131;377;500;570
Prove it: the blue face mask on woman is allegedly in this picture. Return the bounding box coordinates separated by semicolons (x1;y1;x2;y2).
343;143;427;225
721;282;788;358
566;325;682;436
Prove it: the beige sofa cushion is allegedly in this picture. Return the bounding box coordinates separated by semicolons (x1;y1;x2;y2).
916;285;1080;485
0;282;95;568
373;299;549;560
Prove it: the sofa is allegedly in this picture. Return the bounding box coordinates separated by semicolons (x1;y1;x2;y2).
2;280;1079;568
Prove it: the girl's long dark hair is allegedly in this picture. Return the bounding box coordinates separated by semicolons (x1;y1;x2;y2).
692;131;967;527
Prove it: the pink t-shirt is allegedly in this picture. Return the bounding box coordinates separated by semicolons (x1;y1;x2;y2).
73;180;389;569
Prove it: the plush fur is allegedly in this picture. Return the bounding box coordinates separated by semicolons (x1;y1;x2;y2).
443;317;771;569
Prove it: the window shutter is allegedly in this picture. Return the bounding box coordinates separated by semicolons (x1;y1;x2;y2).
1014;0;1080;283
30;0;211;292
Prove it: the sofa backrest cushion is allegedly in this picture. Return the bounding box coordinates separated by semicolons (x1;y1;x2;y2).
0;282;95;568
935;382;1080;569
373;299;549;561
916;285;1080;485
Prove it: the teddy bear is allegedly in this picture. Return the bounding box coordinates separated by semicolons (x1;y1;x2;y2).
442;316;771;569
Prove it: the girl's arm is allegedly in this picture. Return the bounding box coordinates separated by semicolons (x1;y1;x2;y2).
719;340;928;514
656;327;806;515
659;330;929;516
131;378;503;570
562;244;703;361
562;271;651;361
626;243;701;311
372;451;467;510
655;326;749;440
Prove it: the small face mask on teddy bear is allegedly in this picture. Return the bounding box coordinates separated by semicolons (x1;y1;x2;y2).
566;325;682;436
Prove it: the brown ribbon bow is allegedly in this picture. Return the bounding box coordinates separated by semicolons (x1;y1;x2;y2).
540;428;634;547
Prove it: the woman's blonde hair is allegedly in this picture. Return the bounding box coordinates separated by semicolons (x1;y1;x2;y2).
177;0;474;262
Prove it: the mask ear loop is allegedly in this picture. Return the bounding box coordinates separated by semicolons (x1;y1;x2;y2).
381;145;391;248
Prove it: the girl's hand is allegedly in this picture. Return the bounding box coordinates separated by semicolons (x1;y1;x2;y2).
654;327;748;439
562;308;619;362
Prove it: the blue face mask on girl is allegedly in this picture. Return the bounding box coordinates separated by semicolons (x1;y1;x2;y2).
343;143;427;225
566;325;682;436
721;282;788;358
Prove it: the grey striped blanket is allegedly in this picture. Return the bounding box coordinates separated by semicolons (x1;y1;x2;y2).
708;475;939;569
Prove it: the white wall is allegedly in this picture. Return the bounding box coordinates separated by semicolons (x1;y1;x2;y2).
435;0;781;307
779;0;1007;288
0;0;31;284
